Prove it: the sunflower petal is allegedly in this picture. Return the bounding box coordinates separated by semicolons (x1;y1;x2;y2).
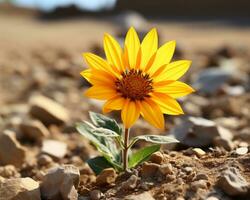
140;28;158;69
151;92;184;115
121;99;140;128
80;69;92;83
83;52;119;77
80;69;115;86
84;86;117;100
154;81;195;98
148;40;176;74
154;60;191;82
103;95;125;113
103;33;124;71
140;98;164;129
125;27;140;69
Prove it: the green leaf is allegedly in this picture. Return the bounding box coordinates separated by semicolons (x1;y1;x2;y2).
128;144;160;168
75;121;100;145
76;122;116;163
93;127;119;137
87;156;114;175
130;135;179;148
76;121;122;170
89;112;122;135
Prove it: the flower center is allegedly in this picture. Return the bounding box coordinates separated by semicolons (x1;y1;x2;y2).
115;69;153;100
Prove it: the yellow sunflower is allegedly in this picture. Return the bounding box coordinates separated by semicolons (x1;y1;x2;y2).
81;27;194;130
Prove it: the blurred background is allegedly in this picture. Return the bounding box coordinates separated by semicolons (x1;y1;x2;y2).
1;0;250;148
0;0;250;199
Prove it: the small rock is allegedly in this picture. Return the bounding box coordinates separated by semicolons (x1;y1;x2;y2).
0;165;20;178
37;154;53;166
213;136;234;151
124;191;155;200
89;189;103;200
194;173;209;181
19;119;49;142
171;117;233;147
191;180;208;191
217;167;249;196
235;147;248;155
115;11;149;34
29;95;69;125
96;168;117;186
183;101;202;116
235;128;250;142
192;65;247;95
205;196;220;200
42;139;67;159
0;177;41;200
0;176;5;183
215;117;242;130
192;148;206;158
60;176;78;200
149;152;164;164
183;167;193;174
40;165;80;200
120;175;138;190
140;163;160;178
0;130;26;167
159;164;173;175
222;85;245;96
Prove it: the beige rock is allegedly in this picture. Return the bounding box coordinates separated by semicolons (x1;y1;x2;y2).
95;168;117;186
235;147;248;155
194;173;209;181
0;177;41;200
29;95;69;125
124;191;155;200
40;165;80;200
191;180;208;191
149;152;164;164
140;163;160;178
0;176;5;183
42;139;67;159
159;164;173;175
0;130;26;168
37;154;53;166
19;119;49;142
0;165;20;178
192;148;206;158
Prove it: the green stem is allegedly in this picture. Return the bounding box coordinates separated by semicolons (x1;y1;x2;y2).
123;128;130;171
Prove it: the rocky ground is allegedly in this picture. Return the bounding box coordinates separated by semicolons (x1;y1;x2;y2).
0;10;250;200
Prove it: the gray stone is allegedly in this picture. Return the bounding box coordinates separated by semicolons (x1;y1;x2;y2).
120;175;138;190
217;167;249;196
89;189;103;200
170;117;233;147
40;165;80;200
213;136;234;151
192;65;247;95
